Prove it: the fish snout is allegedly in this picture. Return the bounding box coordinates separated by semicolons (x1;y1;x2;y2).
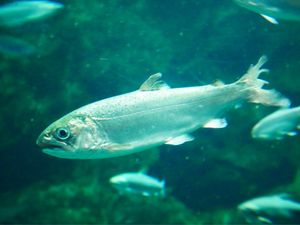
36;132;54;148
109;176;126;184
36;133;45;147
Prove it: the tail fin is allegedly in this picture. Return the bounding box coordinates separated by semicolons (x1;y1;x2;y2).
237;55;290;108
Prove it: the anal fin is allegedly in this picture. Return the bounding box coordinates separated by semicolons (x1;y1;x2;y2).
203;118;227;128
257;216;273;224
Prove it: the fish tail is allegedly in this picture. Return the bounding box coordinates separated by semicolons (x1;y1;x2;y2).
236;55;290;108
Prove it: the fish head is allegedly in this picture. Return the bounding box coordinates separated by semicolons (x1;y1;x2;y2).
34;1;64;12
251;117;293;140
109;175;130;192
22;1;64;23
238;201;265;223
110;175;128;185
36;114;104;159
239;200;260;213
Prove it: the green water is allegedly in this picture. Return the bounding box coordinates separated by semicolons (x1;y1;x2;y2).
0;0;300;224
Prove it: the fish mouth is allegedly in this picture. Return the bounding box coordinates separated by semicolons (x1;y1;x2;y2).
37;134;78;159
36;134;66;149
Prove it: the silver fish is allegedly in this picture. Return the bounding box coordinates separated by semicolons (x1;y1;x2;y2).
0;35;36;56
238;194;300;224
110;172;165;197
234;0;300;24
36;56;290;159
252;106;300;140
0;0;63;27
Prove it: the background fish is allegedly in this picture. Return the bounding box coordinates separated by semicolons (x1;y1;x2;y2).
36;56;290;159
0;35;36;56
110;172;165;197
0;0;63;27
234;0;300;24
252;106;300;140
238;194;300;224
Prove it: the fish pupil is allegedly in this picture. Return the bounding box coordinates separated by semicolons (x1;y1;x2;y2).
56;128;70;140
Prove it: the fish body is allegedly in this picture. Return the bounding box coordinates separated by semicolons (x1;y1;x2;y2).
0;35;35;56
36;56;290;159
109;172;165;197
238;194;300;223
252;106;300;140
0;0;63;27
234;0;300;24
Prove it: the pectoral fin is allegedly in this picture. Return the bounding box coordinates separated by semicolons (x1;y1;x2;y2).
165;134;194;145
139;73;170;91
203;118;227;128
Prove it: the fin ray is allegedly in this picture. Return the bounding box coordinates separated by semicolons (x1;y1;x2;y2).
139;73;170;91
237;56;290;108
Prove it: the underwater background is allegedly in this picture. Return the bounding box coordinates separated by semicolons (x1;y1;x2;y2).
0;0;300;224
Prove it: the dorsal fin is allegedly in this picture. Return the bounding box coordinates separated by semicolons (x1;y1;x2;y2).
138;167;148;174
278;193;292;200
212;79;225;87
139;73;170;91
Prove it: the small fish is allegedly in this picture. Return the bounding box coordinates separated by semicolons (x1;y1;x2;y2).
0;35;35;56
36;55;290;159
0;0;63;27
252;106;300;140
234;0;300;24
238;194;300;224
109;172;165;197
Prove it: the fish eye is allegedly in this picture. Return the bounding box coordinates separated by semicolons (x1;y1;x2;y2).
55;127;70;140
